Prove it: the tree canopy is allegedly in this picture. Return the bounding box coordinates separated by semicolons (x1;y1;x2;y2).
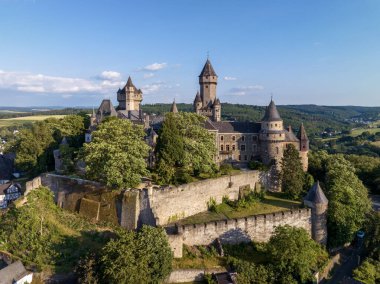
280;144;306;199
155;112;216;184
84;118;149;189
100;226;172;284
266;225;328;283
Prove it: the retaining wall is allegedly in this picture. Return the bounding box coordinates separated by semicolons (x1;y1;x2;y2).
176;208;312;246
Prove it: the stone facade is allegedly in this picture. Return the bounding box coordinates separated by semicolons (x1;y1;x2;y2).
176;208;312;246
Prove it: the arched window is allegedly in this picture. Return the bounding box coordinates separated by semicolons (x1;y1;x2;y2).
276;147;279;154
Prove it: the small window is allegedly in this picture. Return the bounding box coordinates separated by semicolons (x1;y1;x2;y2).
205;85;208;88
220;136;224;141
242;136;245;142
251;155;254;160
232;145;236;151
244;155;247;161
267;134;269;137
226;145;230;151
241;145;246;151
221;145;224;151
238;155;241;161
279;134;282;137
275;124;277;127
232;136;236;141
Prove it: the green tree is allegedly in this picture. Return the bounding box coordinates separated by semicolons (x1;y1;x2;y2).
353;259;380;284
266;225;328;283
228;257;275;283
325;155;372;247
155;112;216;184
84;119;149;189
100;226;172;284
280;144;305;199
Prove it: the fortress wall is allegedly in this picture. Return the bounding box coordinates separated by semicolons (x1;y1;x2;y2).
150;171;264;226
176;208;312;246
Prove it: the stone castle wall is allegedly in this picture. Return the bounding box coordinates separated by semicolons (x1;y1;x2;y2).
149;171;267;226
175;208;312;246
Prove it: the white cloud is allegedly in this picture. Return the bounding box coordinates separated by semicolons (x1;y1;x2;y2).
230;85;264;96
0;70;126;95
62;94;73;99
100;71;121;80
143;73;155;79
141;62;167;71
223;76;237;81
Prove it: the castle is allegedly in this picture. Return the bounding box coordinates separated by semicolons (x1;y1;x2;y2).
86;59;309;171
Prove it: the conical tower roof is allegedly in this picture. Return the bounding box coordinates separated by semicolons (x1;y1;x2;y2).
125;76;135;89
304;181;328;204
199;59;217;77
297;123;309;141
194;91;201;103
170;99;178;113
262;99;282;122
213;98;221;106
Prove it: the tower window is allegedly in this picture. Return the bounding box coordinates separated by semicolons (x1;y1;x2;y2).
232;144;236;151
244;155;247;161
205;86;208;88
226;145;230;151
275;124;277;127
238;155;241;161
232;136;236;141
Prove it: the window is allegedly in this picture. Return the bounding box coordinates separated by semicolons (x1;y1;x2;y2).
253;145;257;152
279;134;282;137
242;136;245;142
241;145;246;151
244;155;247;161
232;136;236;141
253;136;258;141
232;144;236;151
220;135;224;141
221;145;224;151
238;155;241;161
226;145;230;151
267;134;269;137
205;85;208;88
275;124;277;127
251;155;255;160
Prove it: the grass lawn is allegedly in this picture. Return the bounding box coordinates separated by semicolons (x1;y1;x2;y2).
177;192;302;225
0;115;66;128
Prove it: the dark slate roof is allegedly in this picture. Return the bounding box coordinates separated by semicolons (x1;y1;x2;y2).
125;76;135;88
304;181;328;204
297;123;309;141
262;100;282;122
285;126;299;142
205;120;261;133
170;100;178;113
97;99;117;117
199;59;217;77
194;92;201;103
0;183;21;196
213;98;221;106
0;261;30;284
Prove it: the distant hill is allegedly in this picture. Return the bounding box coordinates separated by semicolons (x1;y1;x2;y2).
142;103;380;138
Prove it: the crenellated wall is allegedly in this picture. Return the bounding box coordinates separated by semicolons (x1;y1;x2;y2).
149;170;268;226
176;208;312;246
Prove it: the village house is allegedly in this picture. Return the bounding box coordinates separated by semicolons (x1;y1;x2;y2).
0;260;33;284
0;182;22;209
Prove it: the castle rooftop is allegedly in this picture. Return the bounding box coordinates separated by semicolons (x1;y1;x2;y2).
262;99;282;122
304;181;328;204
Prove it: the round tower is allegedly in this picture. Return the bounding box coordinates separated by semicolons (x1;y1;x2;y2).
212;98;221;122
199;59;218;107
297;123;309;171
304;181;328;246
193;91;202;114
259;99;286;166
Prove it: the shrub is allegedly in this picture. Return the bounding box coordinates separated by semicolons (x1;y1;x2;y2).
220;163;233;175
207;197;218;213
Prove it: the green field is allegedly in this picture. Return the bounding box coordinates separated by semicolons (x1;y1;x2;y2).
177;193;302;226
0;115;66;128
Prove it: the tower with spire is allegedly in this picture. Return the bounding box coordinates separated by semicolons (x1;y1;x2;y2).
259;99;286;166
193;59;221;122
117;76;143;112
170;99;178;113
304;181;329;245
297;123;309;171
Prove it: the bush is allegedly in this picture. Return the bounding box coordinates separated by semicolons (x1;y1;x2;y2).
207;197;219;213
220;163;233;175
248;160;270;171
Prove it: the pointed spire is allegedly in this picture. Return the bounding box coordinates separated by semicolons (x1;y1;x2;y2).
262;99;282;121
304;181;328;204
194;91;201;103
170;99;178;113
213;98;221;106
298;123;309;141
199;59;217;77
125;76;135;88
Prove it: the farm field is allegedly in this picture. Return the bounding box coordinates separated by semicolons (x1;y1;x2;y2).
0;115;66;128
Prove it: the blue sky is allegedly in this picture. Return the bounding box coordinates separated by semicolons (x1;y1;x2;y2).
0;0;379;107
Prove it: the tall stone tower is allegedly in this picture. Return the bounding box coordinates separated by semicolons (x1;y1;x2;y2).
297;123;309;171
170;99;178;113
117;76;143;111
193;59;221;122
259;99;286;166
199;59;217;107
304;181;329;246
